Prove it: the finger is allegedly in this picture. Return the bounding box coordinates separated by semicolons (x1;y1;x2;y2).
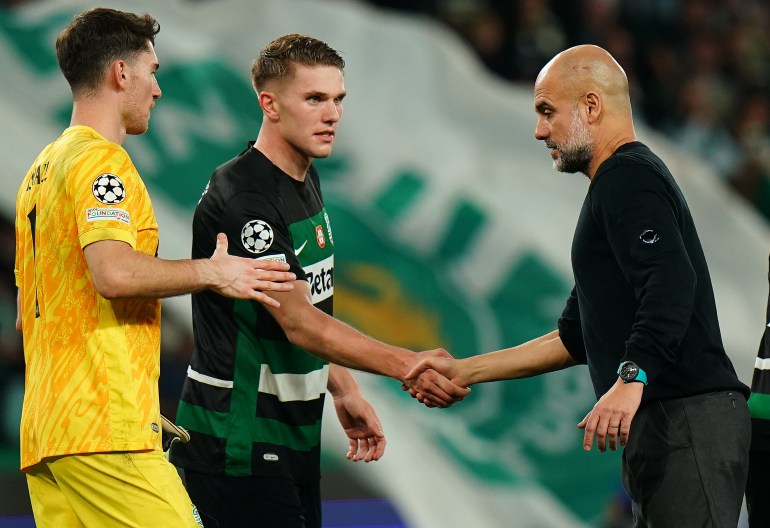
371;435;386;461
594;415;613;453
401;383;421;399
577;411;591;430
252;259;291;271
252;276;296;291
417;393;440;409
413;383;452;407
250;269;296;282
582;413;600;452
619;422;630;447
252;291;281;309
607;421;622;451
409;369;466;401
212;233;228;257
415;392;439;408
431;374;471;400
354;438;369;462
346;438;356;460
363;438;376;462
607;426;618;452
404;359;434;381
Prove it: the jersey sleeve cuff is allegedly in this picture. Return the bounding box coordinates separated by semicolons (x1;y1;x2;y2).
79;227;136;249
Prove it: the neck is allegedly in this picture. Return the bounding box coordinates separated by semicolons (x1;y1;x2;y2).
587;127;637;180
254;127;311;182
70;97;126;145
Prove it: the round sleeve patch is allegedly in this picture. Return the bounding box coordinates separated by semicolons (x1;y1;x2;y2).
241;219;274;254
92;173;126;204
639;229;660;244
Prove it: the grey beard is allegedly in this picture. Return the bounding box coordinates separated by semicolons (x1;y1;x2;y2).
556;142;593;174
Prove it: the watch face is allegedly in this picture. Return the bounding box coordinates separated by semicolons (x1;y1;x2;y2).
620;362;639;380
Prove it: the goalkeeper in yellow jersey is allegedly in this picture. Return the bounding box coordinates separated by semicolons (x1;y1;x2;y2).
14;7;294;527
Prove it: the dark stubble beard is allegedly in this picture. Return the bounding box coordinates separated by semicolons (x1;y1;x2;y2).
550;107;593;175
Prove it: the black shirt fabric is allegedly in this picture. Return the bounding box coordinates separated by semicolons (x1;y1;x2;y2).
558;141;748;402
172;144;333;481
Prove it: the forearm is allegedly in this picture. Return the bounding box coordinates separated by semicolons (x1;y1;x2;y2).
289;310;412;380
327;364;361;399
84;241;215;299
460;330;577;385
268;288;413;380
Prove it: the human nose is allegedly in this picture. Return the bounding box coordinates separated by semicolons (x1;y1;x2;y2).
323;101;341;123
534;116;548;140
153;77;162;100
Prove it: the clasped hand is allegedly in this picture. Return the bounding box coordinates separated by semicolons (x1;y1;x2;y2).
401;349;470;408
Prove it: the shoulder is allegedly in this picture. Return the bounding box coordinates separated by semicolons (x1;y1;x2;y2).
210;148;281;203
592;144;675;198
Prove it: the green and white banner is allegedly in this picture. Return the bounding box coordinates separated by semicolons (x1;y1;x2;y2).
1;0;767;525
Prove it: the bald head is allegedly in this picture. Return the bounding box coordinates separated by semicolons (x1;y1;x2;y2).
533;45;637;179
537;45;631;115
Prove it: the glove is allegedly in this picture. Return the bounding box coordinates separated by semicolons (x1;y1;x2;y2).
161;414;190;452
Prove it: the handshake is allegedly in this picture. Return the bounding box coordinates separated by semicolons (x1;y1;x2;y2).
401;349;469;408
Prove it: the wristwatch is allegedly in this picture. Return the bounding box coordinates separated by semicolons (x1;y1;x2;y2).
617;361;648;385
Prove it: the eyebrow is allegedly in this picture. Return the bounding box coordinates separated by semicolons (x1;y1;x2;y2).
305;90;346;99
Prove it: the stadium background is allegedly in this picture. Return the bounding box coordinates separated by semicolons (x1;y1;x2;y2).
0;0;768;526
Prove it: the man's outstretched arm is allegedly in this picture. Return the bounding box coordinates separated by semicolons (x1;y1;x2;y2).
265;280;470;407
83;233;295;307
405;330;577;388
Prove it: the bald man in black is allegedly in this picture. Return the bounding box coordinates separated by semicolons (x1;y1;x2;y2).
407;45;750;528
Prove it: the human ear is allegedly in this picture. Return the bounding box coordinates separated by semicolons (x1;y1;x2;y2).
584;92;601;123
259;91;279;121
110;59;129;90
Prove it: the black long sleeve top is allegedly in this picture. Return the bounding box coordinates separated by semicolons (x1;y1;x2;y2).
558;141;748;402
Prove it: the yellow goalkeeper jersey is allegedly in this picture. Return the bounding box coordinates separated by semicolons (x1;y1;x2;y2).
14;126;163;470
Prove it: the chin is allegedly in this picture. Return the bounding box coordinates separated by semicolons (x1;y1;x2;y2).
126;124;150;136
311;147;334;159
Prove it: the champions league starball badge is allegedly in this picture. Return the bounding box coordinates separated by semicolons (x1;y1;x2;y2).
241;219;274;254
92;173;126;204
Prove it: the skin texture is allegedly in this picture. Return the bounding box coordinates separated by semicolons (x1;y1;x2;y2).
406;45;645;452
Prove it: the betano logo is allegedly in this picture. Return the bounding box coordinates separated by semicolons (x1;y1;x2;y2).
304;255;334;304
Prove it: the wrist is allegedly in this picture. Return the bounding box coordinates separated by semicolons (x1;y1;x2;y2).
193;258;215;290
617;361;648;385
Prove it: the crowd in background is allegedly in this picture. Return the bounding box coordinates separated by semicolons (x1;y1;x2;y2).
365;0;770;222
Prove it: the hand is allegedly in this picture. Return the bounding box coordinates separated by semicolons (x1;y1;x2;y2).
333;391;386;462
402;349;470;408
578;378;643;452
209;233;295;307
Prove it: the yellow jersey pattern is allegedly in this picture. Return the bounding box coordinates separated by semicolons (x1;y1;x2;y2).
15;126;162;470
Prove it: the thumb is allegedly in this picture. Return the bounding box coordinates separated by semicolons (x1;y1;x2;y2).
212;233;228;258
404;360;431;381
